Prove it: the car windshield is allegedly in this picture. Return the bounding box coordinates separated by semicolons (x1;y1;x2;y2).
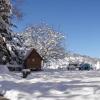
82;64;90;67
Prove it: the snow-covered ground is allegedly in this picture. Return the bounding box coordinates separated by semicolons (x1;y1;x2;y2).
1;68;100;100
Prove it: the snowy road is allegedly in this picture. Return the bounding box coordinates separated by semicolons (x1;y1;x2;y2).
1;70;100;100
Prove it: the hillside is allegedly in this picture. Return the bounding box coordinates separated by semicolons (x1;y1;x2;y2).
45;52;100;69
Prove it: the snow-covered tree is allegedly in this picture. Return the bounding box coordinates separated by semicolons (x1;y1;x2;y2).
9;32;24;64
0;0;12;64
20;24;65;62
0;0;23;64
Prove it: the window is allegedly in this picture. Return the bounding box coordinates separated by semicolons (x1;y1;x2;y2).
32;58;35;62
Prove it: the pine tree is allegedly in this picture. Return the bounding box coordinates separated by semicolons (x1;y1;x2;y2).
0;0;12;64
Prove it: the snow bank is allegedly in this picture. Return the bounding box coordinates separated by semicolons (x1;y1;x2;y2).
0;65;9;74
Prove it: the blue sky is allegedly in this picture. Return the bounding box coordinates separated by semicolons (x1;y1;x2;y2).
14;0;100;58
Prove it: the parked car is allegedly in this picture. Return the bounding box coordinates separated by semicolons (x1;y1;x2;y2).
67;63;79;70
79;63;93;70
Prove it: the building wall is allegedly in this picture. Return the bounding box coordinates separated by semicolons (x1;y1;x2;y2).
24;50;42;70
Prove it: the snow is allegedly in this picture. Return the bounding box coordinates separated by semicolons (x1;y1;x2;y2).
23;48;33;60
0;65;10;74
95;61;100;70
0;69;100;100
43;58;69;69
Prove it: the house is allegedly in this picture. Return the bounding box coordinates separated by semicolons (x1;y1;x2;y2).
23;48;43;71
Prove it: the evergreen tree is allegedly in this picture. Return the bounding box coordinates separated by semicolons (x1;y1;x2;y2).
0;0;12;64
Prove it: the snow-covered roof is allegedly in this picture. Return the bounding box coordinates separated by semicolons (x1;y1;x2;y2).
24;48;33;60
24;48;42;60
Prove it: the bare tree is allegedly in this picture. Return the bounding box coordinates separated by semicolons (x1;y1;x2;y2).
20;24;65;62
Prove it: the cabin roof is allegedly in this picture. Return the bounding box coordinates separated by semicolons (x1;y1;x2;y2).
24;48;42;61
